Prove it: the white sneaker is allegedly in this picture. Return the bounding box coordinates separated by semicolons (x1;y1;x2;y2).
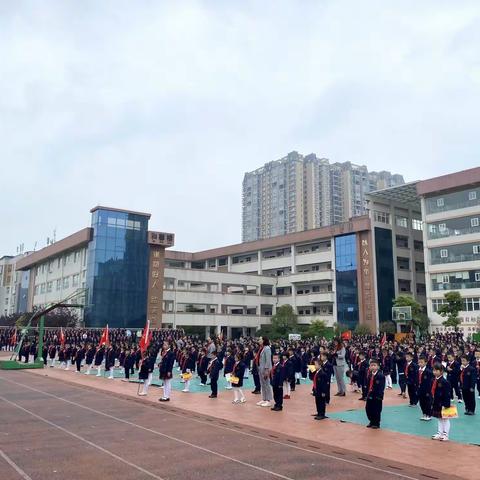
240;398;246;403
432;433;443;440
182;389;189;393
138;392;147;396
261;401;271;407
424;416;432;421
457;399;463;404
420;415;426;421
96;374;101;377
256;400;265;406
225;386;232;390
440;435;449;442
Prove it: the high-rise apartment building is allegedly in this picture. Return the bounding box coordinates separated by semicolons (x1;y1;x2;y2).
242;152;404;242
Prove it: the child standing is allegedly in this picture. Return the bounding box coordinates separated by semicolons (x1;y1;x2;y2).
312;352;332;420
431;363;452;441
365;358;386;429
270;353;285;411
460;355;477;415
231;352;247;404
417;356;433;421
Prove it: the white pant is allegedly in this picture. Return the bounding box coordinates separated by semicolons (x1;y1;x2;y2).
147;373;153;386
96;366;102;376
438;419;451;437
233;388;245;402
108;368;114;379
183;379;190;391
283;381;291;396
85;364;92;374
163;379;172;399
385;374;392;388
28;354;35;364
142;381;150;395
65;360;71;370
49;358;56;367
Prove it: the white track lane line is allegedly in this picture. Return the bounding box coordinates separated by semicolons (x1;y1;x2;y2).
0;391;293;480
0;396;165;480
1;375;421;480
0;449;33;480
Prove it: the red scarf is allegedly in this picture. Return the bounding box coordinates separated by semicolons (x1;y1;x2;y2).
418;368;423;384
460;368;465;385
431;377;439;397
313;369;319;390
368;372;375;393
270;361;279;379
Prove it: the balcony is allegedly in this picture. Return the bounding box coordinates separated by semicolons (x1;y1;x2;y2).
428;224;480;240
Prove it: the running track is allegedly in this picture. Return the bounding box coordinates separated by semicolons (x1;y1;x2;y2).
0;371;462;480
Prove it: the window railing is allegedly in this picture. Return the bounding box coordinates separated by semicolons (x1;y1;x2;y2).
431;253;479;265
432;281;480;291
427;197;480;214
428;224;480;240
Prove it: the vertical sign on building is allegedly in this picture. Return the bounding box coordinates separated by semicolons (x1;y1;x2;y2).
357;231;377;332
147;231;175;329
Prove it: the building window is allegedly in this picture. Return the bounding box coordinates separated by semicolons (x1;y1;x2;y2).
439;223;447;232
412;218;423;231
475;272;480;282
469;191;477;201
374;211;390;224
437;198;444;207
47;281;53;293
72;274;79;287
34;286;39;295
395;216;408;228
471;218;479;227
56;279;61;291
474;245;480;255
442;275;449;283
440;249;448;258
40;283;46;294
63;277;70;289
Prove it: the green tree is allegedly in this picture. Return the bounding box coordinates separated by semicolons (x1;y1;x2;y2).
307;319;329;338
270;305;298;338
437;291;463;332
379;321;396;334
354;324;372;336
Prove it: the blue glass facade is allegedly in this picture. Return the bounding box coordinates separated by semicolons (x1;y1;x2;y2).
335;234;359;329
85;208;150;328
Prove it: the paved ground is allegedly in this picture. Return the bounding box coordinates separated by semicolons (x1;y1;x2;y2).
0;370;464;480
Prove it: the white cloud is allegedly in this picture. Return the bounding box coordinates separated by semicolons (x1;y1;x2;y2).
1;0;480;254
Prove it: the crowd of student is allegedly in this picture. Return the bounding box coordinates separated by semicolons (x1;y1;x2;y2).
2;327;479;442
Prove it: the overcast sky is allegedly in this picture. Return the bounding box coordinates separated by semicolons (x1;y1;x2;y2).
1;1;480;255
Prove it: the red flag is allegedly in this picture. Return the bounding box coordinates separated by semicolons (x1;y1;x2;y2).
99;324;109;347
341;330;352;341
60;327;66;346
10;328;17;346
139;320;151;354
380;332;386;347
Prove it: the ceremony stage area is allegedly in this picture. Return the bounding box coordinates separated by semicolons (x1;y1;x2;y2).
0;366;476;480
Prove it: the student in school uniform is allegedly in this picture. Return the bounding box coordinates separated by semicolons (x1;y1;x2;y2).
431;363;452;441
381;349;393;389
196;348;207;386
251;347;261;395
84;345;95;375
312;352;331;420
417;355;434;421
138;353;155;396
283;351;294;399
48;344;57;368
395;350;407;399
94;346;105;377
75;345;86;373
460;355;477;415
223;348;235;390
365;358;386;429
475;350;480;399
105;345;116;379
159;342;176;402
446;353;463;403
405;352;419;407
208;350;222;398
357;352;368;401
182;352;196;393
270;352;286;411
123;348;136;381
231;352;247;404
